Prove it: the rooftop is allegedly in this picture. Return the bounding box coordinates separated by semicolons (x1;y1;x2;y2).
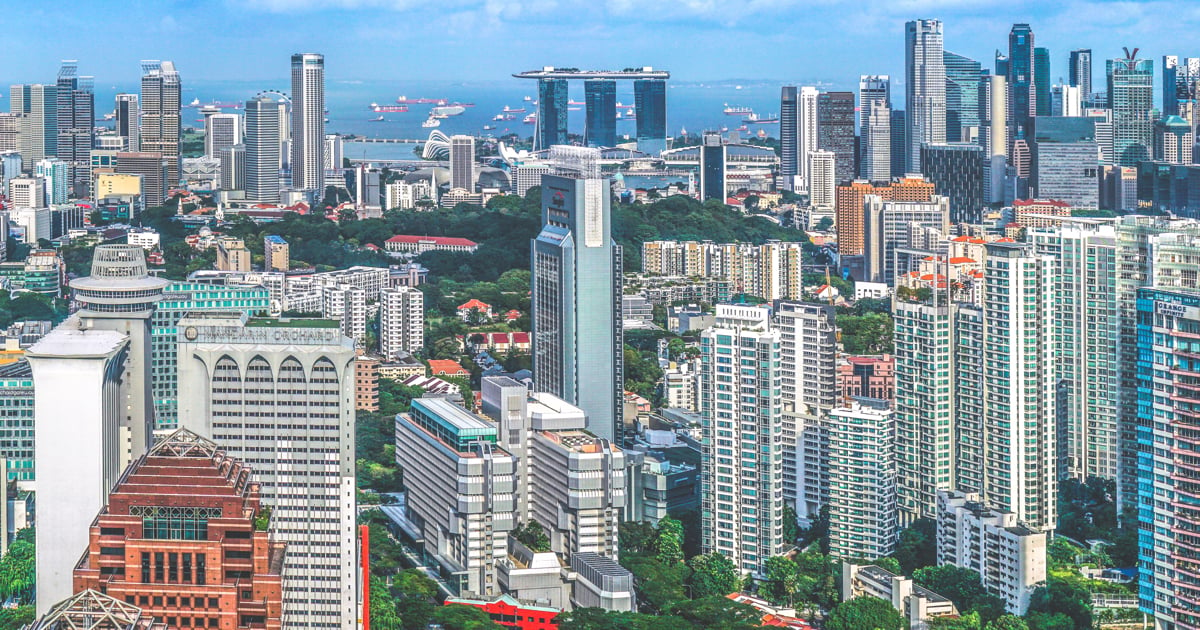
246;317;340;329
413;397;492;433
387;234;479;247
265;235;288;245
26;319;128;358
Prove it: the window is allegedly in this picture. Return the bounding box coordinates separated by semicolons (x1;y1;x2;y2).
132;505;221;540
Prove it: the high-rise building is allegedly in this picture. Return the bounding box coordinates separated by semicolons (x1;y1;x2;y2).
1008;24;1036;144
584;79;616;148
634;79;667;155
699;305;783;575
863;194;950;284
379;286;424;359
1107;52;1154;167
798;87;819;187
140;61;181;187
176;313;356;630
114;93;139;152
817;91;856;184
895;296;958;524
1136;287;1200;629
536;78;568;150
808;150;836;214
532;148;623;442
828;398;897;560
1154;115;1194;164
1029;222;1118;481
1050;84;1083;117
1034;47;1051;117
780;86;798;189
1162;55;1200;118
215;237;251;272
245;95;282;203
34;158;69;205
1069;49;1093;101
0;114;17;153
72;429;285;629
324;133;343;171
699;131;726;202
149;281;270;429
1031;116;1101;209
449;134;475;191
835;176;935;258
54;61;94;197
920;143;984;223
890;109;908;177
115;152;168;208
218;144;246;191
905;19;946;172
204;112;242;159
263;235;289;272
944;51;983;143
980;242;1057;531
10;84;57;168
291;53;326;195
30;245;169;612
859;76;892;183
8;176;45;209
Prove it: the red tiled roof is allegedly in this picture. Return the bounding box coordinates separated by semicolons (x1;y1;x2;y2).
458;299;491;310
948;257;976;264
511;332;530;344
1013;198;1069;207
387;234;479;247
427;359;468;376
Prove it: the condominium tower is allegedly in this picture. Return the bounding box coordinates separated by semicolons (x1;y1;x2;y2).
291;53;326;194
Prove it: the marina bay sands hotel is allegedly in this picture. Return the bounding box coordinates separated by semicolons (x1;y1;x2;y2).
514;67;670;154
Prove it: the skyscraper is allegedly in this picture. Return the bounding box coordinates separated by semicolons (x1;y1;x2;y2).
115;152;169;208
943;51;982;142
1069;49;1093;101
1107;52;1154;167
808;150;836;212
634;79;667;155
245;95;282;203
699;305;783;575
114;93;139;151
828;399;897;559
1034;47;1051;117
1031;116;1101;208
1162;55;1200;120
291;53;325;195
699;132;726;202
584;79;616;148
859;76;891;182
1008;24;1036;144
531;147;623;442
139;60;181;187
905;19;946;173
177;313;356;630
379;286;424;360
817;91;856;184
536;78;568;150
449;134;475;191
921;143;984;223
204;111;241;159
775;302;836;518
891;109;908;176
780;86;798;189
798;87;819;187
54;61;94;197
10;84;57;168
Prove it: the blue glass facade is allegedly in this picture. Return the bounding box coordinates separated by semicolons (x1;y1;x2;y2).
634;79;667;154
537;78;568;150
1008;24;1035;140
584;79;617;148
944;51;982;143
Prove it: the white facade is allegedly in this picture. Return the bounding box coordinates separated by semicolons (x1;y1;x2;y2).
859;76;891;182
863;194;951;285
514;162;552;196
828;399;898;560
176;313;357;630
379;286;424;359
322;284;367;346
808;150;836;210
126;228;160;251
906;19;947;172
699;304;784;575
797;87;819;187
9;207;50;244
8;176;45;208
204;112;242;159
291;53;325;194
936;490;1047;614
34;159;67;205
384;180;434;210
27;323;130;613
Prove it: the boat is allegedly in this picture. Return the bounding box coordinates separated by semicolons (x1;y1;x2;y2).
483;124;495;130
431;105;466;117
503;105;526;114
494;113;516;121
397;96;444;104
724;105;753;116
523;113;537;124
757;129;768;138
422;116;440;128
569;99;585;105
736;125;749;133
371;103;408;113
370;115;385;122
523;95;532;101
103;113;116;121
451;102;475;107
744;113;780;124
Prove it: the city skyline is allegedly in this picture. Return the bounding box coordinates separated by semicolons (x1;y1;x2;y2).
3;1;1200;91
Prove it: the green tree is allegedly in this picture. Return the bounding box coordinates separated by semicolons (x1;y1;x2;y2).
825;596;906;630
929;612;982;629
1026;577;1093;630
782;505;800;544
914;565;1007;624
894;518;937;573
512;521;551;552
0;529;35;604
670;596;762;630
430;604;503;629
370;576;402;630
1025;612;1075;630
985;615;1031;630
838;312;894;354
395;569;438;630
653;516;685;564
760;555;801;605
687;552;741;598
0;606;34;630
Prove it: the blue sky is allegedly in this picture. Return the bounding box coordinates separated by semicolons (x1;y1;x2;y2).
4;0;1200;89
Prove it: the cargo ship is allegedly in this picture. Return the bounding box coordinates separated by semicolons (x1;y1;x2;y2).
431;105;466;118
503;105;527;114
397;96;444;104
523;113;537;124
494;113;517;121
186;99;241;109
371;103;408;113
744;113;779;124
724;105;752;116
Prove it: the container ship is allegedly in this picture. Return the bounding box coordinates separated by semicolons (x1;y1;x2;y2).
371;103;408;113
724;105;753;116
503;105;527;114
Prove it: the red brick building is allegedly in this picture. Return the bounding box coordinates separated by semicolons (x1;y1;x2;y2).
355;356;381;412
73;428;285;630
838;355;895;402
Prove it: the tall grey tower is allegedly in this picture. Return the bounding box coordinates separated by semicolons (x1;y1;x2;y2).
291;53;326;196
54;61;94;197
531;146;623;442
780;86;798;189
1069;49;1092;104
10;84;57;169
246;94;282;203
114;93;139;151
140;60;181;187
859;75;891;182
905;19;946;173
